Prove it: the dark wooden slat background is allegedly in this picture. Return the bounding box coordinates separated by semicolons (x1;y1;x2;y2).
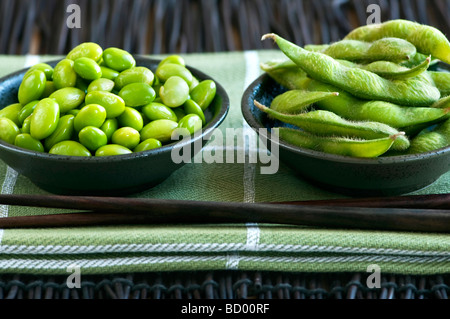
0;0;449;55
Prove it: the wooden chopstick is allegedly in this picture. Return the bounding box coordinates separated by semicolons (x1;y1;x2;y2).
0;194;448;232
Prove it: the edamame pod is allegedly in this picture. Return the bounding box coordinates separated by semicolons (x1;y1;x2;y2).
255;101;409;151
306;80;449;130
18;69;46;105
429;71;450;97
30;98;60;140
408;119;450;154
269;90;339;114
343;19;450;64
262;33;440;106
260;60;311;90
14;133;44;152
275;127;401;158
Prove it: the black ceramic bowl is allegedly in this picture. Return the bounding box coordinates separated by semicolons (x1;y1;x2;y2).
242;73;450;196
0;57;229;195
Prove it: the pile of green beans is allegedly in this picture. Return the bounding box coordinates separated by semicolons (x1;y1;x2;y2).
259;19;450;157
0;42;216;157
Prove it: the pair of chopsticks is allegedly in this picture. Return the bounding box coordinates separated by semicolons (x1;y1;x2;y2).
0;193;448;232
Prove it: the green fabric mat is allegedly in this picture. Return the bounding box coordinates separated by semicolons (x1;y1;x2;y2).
0;52;449;276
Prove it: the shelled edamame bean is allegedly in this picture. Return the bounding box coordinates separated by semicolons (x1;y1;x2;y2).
0;43;217;157
259;19;450;157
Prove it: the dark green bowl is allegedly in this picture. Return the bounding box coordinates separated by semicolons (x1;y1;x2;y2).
241;73;450;196
0;57;229;195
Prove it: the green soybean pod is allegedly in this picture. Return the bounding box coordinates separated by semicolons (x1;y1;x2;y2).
117;107;144;131
87;78;115;93
111;127;141;150
53;59;77;89
95;144;132;156
114;66;155;90
85;90;125;118
343;19;450;64
78;126;108;151
100;66;120;81
359;57;431;80
276;127;401;158
177;114;203;135
73;57;102;80
140;119;178;143
49;140;92;157
255;101;410;151
100;118;119;142
25;63;54;80
270;90;339;114
0;103;22;126
74;103;107;132
428;71;450;97
260;59;311;90
66;42;103;62
183;99;206;125
306;80;449;130
0;118;20;144
49;87;85;112
44;114;75;151
18;101;38;125
142;102;178;122
14;133;44;152
159;76;190;107
408;119;450;154
102;47;136;72
18;69;46;105
155;63;193;86
30;98;60;140
134;138;162;152
190;79;216;110
118;82;156;107
262;33;440;107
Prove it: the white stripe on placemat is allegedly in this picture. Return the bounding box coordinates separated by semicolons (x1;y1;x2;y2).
0;55;39;242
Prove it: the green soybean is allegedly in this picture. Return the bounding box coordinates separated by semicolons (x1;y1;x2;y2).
190;79;216;110
117;107;144;131
18;101;38;125
41;81;56;98
18;69;46;105
159;76;190;107
156;63;193;86
100;118;119;142
343;19;450;64
25;63;54;80
269;89;339;114
53;59;77;89
49;140;91;157
183;99;206;125
114;66;155;89
134;138;162;152
30;98;60;140
262;33;440;107
102;47;136;71
276;127;400;158
78;126;108;151
14;133;44;152
0;118;20;144
111;127;140;149
95;144;132;156
73;57;102;80
87;78;115;93
21;116;31;134
49;87;85;112
159;55;185;67
142;102;178;122
0;103;22;126
255;100;409;151
66;42;103;62
140;119;178;143
118;82;155;107
85;90;125;118
44;114;75;150
74;104;107;132
100;66;120;81
177;114;203;135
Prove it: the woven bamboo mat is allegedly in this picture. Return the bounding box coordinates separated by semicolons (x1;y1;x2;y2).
1;0;449;55
0;272;448;299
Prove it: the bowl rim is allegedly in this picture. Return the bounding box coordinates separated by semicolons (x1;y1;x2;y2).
0;56;230;163
241;72;450;165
